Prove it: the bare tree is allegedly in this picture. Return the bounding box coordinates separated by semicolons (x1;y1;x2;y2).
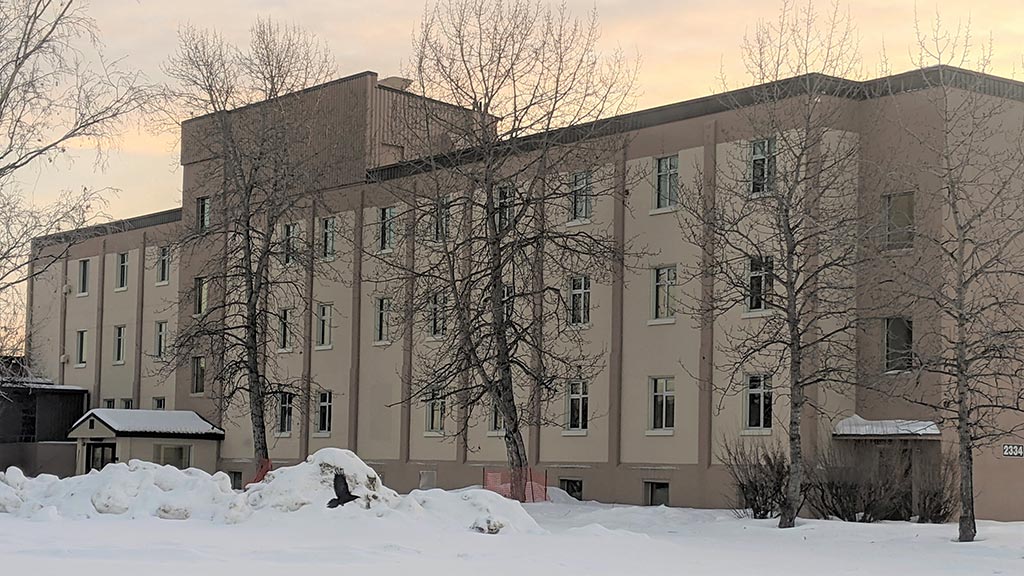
161;18;339;474
869;20;1024;542
0;0;148;391
677;1;866;528
366;0;638;500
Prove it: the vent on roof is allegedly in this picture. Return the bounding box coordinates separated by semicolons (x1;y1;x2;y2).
379;76;412;91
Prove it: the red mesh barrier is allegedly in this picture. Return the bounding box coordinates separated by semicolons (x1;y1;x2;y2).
482;467;548;502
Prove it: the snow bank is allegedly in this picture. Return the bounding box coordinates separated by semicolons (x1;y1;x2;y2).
0;449;536;534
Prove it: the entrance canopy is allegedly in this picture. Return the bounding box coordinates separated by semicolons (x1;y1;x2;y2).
68;409;225;440
833;414;940;439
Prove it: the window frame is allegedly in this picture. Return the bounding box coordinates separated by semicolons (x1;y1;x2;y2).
374;296;392;343
156;246;170;284
121;398;133;410
196;196;211;232
428;291;447;338
570;170;593;221
321;216;336;258
649;376;675;431
277;392;294;434
75;329;88;366
153;397;166;410
193;276;208;316
496;182;516;232
278;307;293;351
425;386;445;434
103;398;114;409
747;255;774;312
282;222;298;265
745;374;772;430
378;206;396;252
644;481;670;506
77;259;90;295
884;317;914;372
489;402;506;434
654;155;679;209
115;252;129;290
566;379;589;431
113;325;126;364
652;266;677;319
432;195;451;242
191;356;206;395
750;138;776;198
316;391;333;434
883;191;915;250
316;303;333;348
154;320;167;359
569;275;591;326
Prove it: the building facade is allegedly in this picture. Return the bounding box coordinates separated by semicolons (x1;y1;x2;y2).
23;67;1024;520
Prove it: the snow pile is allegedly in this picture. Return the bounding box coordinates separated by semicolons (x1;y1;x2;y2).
0;448;538;534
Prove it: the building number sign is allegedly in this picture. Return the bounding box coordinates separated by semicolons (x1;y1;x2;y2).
1003;444;1024;458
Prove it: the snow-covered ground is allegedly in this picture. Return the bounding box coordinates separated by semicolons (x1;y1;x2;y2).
2;452;1022;575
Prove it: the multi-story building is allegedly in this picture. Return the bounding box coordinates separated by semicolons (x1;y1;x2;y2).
22;66;1024;520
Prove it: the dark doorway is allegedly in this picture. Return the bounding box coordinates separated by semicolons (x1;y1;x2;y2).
86;443;116;471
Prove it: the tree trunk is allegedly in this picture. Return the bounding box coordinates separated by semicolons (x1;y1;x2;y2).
502;416;530;501
956;413;977;542
779;381;804;528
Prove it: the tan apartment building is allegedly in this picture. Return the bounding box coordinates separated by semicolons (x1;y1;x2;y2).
22;67;1024;520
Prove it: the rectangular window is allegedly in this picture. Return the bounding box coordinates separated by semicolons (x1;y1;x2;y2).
644;481;670;506
655;156;679;209
378;206;396;251
570;171;593;221
885;317;913;372
321;216;336;258
490;403;505;432
426;386;445;433
77;259;90;295
196;196;211;232
282;223;297;265
650;377;675;430
748;256;774;311
432;195;450;241
429;291;447;337
193;276;208;315
316;303;332;347
191;356;206;394
121;398;133;410
567;380;589;431
157;246;170;284
502;284;515;322
278;308;292;350
569;275;591;326
113;325;126;364
156;445;190;469
103;398;114;409
746;375;772;429
374;296;391;342
317;391;332;433
228;471;243;490
115;252;129;290
751;139;776;197
154;321;167;358
75;329;87;365
497;183;515;232
653;266;676;319
559;478;583;501
884;192;914;249
153;397;166;410
277;392;294;434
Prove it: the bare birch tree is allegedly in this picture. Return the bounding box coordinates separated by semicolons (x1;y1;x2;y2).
678;0;865;528
367;0;637;499
869;20;1024;542
161;18;339;474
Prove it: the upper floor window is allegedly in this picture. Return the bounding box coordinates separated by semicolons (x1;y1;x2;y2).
75;329;88;366
429;291;447;338
746;374;772;429
570;171;593;221
278;308;293;351
650;376;675;430
567;379;589;431
426;386;445;433
652;266;676;319
884;192;914;249
501;284;515;323
750;139;775;197
432;196;450;242
157;246;170;284
317;391;333;434
748;256;774;311
490;402;505;432
569;275;591;326
378;207;396;252
496;183;516;232
885;317;914;372
113;325;126;364
191;356;206;394
154;321;168;359
655;156;678;209
321;217;336;258
277;392;294;434
193;276;208;315
282;223;297;265
77;259;89;295
196;197;211;232
115;252;129;290
316;303;332;348
374;296;392;343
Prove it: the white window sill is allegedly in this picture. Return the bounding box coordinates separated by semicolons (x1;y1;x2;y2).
376;248;394;256
112;360;125;366
425;335;446;342
314;344;334;351
647;317;676;326
562;429;588;437
741;309;775;319
648;206;678;216
423;431;444;438
882;246;913;254
566;218;592;227
273;432;292;438
277;348;293;354
312;431;331;438
321;254;337;262
155;280;169;287
189;392;205;397
883;369;912;376
75;292;89;298
114;286;128;293
740;428;773;437
372;340;392;347
569;322;591;330
73;363;86;369
487;430;506;437
645;429;674;437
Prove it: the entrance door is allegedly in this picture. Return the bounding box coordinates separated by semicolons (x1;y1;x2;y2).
86;443;116;471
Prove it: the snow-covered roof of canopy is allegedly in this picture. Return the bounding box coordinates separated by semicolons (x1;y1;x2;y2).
833;414;940;438
70;409;225;439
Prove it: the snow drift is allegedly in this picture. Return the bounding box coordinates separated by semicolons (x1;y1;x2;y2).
0;448;539;534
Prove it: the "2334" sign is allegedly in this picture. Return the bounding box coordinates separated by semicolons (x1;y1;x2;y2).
1003;444;1024;458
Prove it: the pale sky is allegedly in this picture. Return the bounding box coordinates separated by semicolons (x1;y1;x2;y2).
21;0;1024;220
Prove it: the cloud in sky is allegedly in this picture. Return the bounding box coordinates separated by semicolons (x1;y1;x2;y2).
21;0;1024;219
